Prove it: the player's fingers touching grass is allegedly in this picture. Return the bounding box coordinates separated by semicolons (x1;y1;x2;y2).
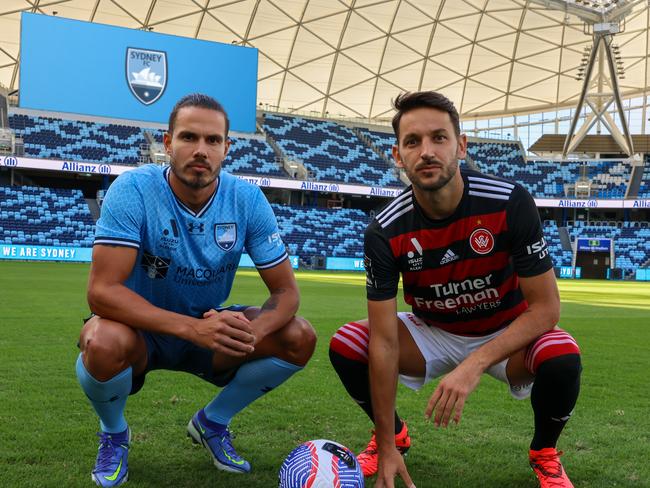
376;452;415;488
399;462;416;488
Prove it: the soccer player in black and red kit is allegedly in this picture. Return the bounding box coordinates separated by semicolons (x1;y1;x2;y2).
329;91;581;488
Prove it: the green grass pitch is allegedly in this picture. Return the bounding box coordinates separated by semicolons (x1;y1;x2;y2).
0;261;649;487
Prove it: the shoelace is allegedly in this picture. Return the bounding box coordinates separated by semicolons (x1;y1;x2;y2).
218;430;243;461
358;434;378;457
532;450;565;479
95;433;124;471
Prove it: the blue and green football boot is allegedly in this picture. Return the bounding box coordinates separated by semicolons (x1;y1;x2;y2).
187;409;251;473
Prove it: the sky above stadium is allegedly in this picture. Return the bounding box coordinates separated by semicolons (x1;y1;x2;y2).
1;0;649;121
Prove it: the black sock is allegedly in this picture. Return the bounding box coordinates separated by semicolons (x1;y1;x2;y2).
329;348;403;435
530;354;582;450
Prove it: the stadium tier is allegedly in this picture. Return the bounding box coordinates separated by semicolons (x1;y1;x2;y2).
639;157;650;197
588;160;631;198
468;141;630;198
7;111;637;197
543;221;573;267
9;113;144;165
0;185;95;246
466;141;525;170
262;114;403;187
569;221;650;274
270;204;369;258
9;114;289;178
357;127;394;161
225;137;288;178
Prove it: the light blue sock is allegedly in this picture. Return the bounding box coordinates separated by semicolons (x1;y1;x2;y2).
204;357;302;425
75;353;131;433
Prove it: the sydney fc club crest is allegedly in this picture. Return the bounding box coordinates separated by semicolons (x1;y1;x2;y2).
214;223;237;251
126;47;167;105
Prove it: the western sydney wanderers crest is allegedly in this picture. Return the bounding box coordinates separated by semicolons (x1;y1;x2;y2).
214;223;237;251
126;47;167;105
469;228;495;255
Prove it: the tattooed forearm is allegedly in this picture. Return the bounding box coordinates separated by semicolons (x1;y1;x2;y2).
261;288;287;312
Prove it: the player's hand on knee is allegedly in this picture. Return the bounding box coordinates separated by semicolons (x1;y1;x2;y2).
425;362;481;427
375;449;415;488
192;312;255;356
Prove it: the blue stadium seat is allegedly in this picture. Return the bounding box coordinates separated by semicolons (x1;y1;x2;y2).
0;185;95;247
271;204;369;258
638;157;650;197
263;114;403;187
9;114;290;178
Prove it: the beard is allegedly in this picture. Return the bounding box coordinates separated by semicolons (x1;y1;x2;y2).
170;159;220;190
407;157;459;192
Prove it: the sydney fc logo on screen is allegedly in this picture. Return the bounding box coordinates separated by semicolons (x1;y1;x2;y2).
126;47;167;105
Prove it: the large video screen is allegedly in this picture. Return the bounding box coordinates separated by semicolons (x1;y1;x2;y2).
20;13;258;132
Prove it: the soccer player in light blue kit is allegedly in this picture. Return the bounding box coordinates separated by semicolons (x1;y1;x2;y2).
76;94;316;487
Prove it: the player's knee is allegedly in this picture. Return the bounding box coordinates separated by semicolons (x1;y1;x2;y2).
281;316;316;366
329;321;369;365
79;317;138;380
536;353;582;382
525;328;581;376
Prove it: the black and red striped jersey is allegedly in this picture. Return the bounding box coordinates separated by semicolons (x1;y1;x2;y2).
364;168;552;336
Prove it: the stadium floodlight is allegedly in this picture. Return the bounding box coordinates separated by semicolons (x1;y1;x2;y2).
530;0;640;23
530;0;643;157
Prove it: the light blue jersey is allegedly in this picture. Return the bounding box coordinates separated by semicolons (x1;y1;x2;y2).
94;164;288;317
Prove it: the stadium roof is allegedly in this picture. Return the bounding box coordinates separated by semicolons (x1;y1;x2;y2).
1;0;650;122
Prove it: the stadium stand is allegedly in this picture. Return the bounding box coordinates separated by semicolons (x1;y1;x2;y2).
271;204;369;258
467;139;630;198
262;114;403;187
9;114;144;165
638;157;650;197
588;160;631;198
9;113;291;178
543;219;650;275
568;221;650;275
469;143;578;198
543;220;573;267
357;127;394;161
224;137;289;178
0;185;95;246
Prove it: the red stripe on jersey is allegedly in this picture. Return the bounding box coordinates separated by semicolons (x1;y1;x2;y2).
389;210;508;257
403;251;511;287
416;300;528;336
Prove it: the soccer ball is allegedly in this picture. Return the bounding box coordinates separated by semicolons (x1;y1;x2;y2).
278;439;364;488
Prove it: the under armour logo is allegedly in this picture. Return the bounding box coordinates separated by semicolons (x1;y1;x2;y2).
187;222;205;234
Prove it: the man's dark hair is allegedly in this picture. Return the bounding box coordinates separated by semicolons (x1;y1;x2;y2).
391;91;460;140
168;93;230;137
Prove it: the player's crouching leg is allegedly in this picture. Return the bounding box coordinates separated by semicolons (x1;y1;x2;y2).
329;321;411;477
188;315;316;473
526;328;582;488
77;316;146;487
275;315;317;367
